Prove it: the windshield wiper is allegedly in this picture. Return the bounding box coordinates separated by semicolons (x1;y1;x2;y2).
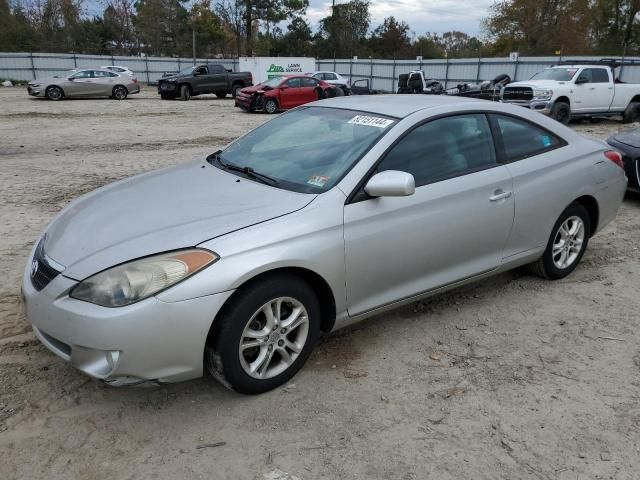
210;151;280;187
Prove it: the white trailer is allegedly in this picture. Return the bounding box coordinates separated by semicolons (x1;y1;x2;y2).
238;57;316;85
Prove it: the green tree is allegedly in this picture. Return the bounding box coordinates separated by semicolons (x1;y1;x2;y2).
191;0;225;57
134;0;190;56
318;0;371;57
368;16;412;58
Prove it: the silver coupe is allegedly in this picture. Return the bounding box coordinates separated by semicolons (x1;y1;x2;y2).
22;95;627;393
27;68;141;100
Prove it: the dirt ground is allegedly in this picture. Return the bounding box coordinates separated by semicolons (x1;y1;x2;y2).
0;87;639;480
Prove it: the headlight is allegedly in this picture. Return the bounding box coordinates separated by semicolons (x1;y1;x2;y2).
30;83;40;87
533;89;553;100
70;249;218;307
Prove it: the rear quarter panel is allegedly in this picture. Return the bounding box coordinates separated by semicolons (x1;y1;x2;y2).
611;84;640;110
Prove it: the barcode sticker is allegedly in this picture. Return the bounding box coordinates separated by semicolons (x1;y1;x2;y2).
348;115;394;128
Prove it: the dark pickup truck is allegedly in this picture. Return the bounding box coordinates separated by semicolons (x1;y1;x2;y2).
158;64;253;100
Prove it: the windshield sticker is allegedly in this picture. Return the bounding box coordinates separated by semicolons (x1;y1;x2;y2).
348;115;394;128
307;175;329;187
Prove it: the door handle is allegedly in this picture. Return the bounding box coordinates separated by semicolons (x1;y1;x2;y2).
489;190;512;202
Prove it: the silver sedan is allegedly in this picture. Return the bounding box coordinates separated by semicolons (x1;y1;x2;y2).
27;68;141;100
22;96;627;393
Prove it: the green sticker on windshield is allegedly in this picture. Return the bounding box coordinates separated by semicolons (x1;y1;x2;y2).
307;175;329;187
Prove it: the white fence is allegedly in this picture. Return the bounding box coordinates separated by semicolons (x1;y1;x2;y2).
3;52;640;91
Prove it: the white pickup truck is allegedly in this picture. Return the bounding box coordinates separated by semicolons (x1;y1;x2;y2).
501;60;640;124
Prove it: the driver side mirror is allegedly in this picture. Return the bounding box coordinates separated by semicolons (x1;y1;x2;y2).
364;170;415;197
575;76;589;84
280;84;288;89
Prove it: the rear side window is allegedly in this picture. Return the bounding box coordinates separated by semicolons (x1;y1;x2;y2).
301;77;318;87
209;65;224;74
375;114;497;187
286;78;302;88
590;68;609;83
490;114;563;161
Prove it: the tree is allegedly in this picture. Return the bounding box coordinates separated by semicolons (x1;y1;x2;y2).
368;16;412;58
134;0;190;56
318;0;371;57
485;0;592;55
591;0;640;55
190;0;225;57
215;0;245;56
440;31;483;57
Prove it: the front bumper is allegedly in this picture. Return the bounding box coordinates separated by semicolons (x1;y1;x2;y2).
502;100;553;115
27;85;45;97
158;82;177;94
22;255;233;385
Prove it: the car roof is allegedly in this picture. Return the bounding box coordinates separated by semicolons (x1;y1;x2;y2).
550;64;608;69
313;94;487;118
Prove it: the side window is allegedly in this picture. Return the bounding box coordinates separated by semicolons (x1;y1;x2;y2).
108;72;119;77
210;65;224;74
92;70;109;78
70;70;91;79
286;77;301;88
375;114;497;188
491;114;562;161
325;73;336;80
591;68;609;83
578;69;593;83
301;77;318;87
195;66;208;75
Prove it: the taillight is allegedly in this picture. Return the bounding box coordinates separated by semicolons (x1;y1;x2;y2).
604;150;624;169
132;77;138;83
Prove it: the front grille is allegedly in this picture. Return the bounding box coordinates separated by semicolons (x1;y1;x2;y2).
30;240;61;291
502;86;533;101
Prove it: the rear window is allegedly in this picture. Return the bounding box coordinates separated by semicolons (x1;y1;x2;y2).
491;115;563;161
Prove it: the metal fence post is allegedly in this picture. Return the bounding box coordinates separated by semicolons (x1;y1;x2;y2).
178;58;181;72
444;56;449;87
348;57;353;83
476;56;481;82
369;57;373;87
29;52;36;80
73;53;77;68
145;56;150;84
513;56;520;81
333;56;336;73
391;57;396;93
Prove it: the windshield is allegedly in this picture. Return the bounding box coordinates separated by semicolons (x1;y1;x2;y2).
215;107;396;193
531;68;578;81
178;66;196;75
260;77;284;88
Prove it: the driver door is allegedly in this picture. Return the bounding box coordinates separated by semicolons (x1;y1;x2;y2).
64;70;97;96
344;113;515;316
279;77;303;108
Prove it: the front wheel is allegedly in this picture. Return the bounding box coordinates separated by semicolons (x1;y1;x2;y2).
263;98;278;114
622;102;640;124
46;86;63;101
529;202;590;279
179;84;191;101
205;275;321;394
550;102;571;125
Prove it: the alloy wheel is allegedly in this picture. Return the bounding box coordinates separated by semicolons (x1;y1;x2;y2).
238;297;309;380
552;216;585;269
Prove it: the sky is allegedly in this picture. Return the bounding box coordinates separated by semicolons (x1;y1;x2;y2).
85;0;494;38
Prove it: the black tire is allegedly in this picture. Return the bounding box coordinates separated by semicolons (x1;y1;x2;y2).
205;274;321;394
323;87;336;99
112;85;128;100
529;202;591;280
263;98;278;114
160;93;174;100
45;85;63;101
622;102;640;124
333;86;345;97
215;92;227;99
232;85;242;98
550;102;571;125
179;84;191;101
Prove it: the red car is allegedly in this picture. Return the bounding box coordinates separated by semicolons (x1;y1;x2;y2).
235;75;336;113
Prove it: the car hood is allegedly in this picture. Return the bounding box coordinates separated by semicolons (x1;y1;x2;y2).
44;160;316;280
507;80;565;88
240;85;271;94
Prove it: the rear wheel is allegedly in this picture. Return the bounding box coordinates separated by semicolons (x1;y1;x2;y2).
205;274;321;394
623;102;640;124
529;203;590;280
112;85;128;100
45;86;63;101
263;98;278;114
550;101;571;124
215;92;227;99
179;84;191;101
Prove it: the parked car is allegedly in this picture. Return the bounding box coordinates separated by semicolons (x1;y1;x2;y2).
309;71;350;95
607;128;640;192
22;95;627;394
501;59;640;124
101;65;135;77
27;68;140;100
349;79;385;95
157;64;253;100
235;75;335;113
